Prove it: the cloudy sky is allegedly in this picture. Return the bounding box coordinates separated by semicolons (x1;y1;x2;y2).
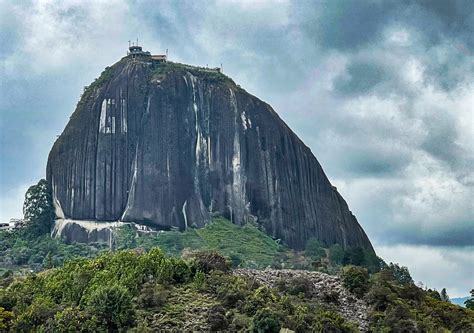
1;0;473;296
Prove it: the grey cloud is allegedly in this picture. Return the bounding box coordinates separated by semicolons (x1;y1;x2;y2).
333;61;388;96
419;110;467;170
1;0;473;256
294;0;397;51
407;0;474;48
386;219;474;247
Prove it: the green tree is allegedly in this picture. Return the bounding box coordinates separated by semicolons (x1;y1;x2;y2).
44;252;53;269
465;289;474;310
253;308;281;333
343;247;365;266
328;244;344;264
387;263;413;285
44;307;99;332
86;284;134;329
305;238;326;260
13;297;58;331
440;288;450;302
23;179;55;236
341;265;370;298
427;289;441;300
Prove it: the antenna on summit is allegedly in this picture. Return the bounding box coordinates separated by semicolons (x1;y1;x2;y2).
136;37;139;46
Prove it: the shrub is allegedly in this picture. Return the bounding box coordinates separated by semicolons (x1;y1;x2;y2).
399;283;423;304
341;265;370;298
276;276;313;297
188;250;231;273
0;307;14;331
230;312;252;331
245;287;278;315
213;273;251;307
169;257;192;283
0;289;16;311
136;282;169;309
365;284;395;311
43;307;99;332
207;305;229;331
12;297;58;331
383;304;416;331
230;253;242;268
305;238;326;260
86;284;134;329
253;308;281;333
314;310;357;332
192;270;206;290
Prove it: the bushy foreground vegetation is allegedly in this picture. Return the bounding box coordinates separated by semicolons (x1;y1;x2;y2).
0;249;359;332
341;265;474;331
2;179;473;331
1;249;472;332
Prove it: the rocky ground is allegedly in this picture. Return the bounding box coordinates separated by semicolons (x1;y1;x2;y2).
234;268;370;331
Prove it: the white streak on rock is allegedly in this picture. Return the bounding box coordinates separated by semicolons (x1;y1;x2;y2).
190;75;202;162
70;187;75;213
182;199;188;229
121;98;127;133
207;135;211;165
121;143;139;221
111;116;116;134
145;96;151;114
51;178;65;220
241;111;248;130
99;99;107;133
51;219;157;249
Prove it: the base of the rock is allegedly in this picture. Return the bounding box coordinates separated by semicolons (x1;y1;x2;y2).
51;219;157;247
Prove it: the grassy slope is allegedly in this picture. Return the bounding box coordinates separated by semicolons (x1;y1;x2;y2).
128;217;283;268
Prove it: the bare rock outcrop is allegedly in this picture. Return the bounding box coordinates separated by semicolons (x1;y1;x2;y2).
47;52;373;251
234;269;370;331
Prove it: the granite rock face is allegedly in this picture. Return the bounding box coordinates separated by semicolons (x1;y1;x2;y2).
47;56;374;251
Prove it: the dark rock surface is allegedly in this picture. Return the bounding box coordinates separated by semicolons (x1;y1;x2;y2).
47;55;374;251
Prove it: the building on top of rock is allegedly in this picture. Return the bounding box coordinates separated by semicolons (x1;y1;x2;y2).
127;42;167;62
128;45;151;59
151;54;167;62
